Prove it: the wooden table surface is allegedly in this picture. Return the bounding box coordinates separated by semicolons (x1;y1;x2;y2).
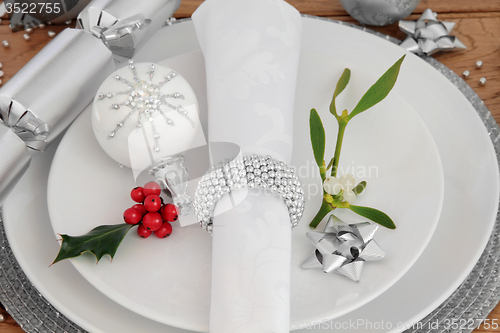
0;0;499;332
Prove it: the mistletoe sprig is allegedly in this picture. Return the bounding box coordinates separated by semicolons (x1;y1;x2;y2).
309;55;405;229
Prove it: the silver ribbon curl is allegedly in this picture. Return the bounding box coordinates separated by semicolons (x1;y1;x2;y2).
302;215;385;282
399;8;466;56
77;0;181;58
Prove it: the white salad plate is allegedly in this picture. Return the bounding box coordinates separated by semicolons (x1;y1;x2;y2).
2;16;498;333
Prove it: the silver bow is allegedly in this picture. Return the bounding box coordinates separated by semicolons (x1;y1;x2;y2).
301;215;385;281
77;0;181;58
399;8;466;56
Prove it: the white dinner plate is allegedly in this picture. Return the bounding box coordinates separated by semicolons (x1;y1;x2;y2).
3;17;498;333
46;15;443;331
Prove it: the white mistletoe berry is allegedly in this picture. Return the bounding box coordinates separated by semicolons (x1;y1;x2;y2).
323;174;357;204
323;177;342;195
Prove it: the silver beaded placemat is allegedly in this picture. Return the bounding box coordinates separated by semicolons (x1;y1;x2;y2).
0;15;499;333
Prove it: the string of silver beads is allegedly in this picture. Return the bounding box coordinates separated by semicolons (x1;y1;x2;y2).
194;155;305;234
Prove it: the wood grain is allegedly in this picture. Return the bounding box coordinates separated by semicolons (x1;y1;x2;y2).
1;1;500;332
0;304;23;333
174;0;500;18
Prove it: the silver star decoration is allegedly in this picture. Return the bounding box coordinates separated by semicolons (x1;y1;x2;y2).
302;215;385;282
399;8;466;56
97;60;194;153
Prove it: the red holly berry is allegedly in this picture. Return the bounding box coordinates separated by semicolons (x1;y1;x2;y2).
130;187;145;203
143;212;163;231
161;204;179;222
123;208;142;225
154;221;173;238
132;204;147;216
137;224;152;238
143;181;161;197
144;195;162;212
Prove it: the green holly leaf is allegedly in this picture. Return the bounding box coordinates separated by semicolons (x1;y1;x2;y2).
310;108;326;169
348;55;405;121
330;68;351;117
348;205;396;229
52;223;134;265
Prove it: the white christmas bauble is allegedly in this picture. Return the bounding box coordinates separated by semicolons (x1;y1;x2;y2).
92;62;201;171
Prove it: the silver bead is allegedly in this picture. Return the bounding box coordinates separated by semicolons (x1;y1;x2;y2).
0;313;4;323
476;60;483;68
23;34;31;41
25;27;33;33
48;31;56;38
479;77;487;85
65;20;72;25
114;75;121;80
0;70;4;78
0;63;2;69
2;40;9;48
462;70;470;78
39;23;46;29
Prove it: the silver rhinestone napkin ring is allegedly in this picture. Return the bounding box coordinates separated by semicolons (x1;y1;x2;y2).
194;155;306;234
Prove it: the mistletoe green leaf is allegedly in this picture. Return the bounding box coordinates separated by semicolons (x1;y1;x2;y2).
348;205;396;229
310;108;326;168
353;181;367;195
330;68;351;117
348;55;405;120
326;157;334;171
52;223;134;265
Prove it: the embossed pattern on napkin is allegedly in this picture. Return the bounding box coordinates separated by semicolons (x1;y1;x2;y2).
193;0;301;332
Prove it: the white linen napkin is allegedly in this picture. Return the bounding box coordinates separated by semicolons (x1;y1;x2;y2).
193;0;301;332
